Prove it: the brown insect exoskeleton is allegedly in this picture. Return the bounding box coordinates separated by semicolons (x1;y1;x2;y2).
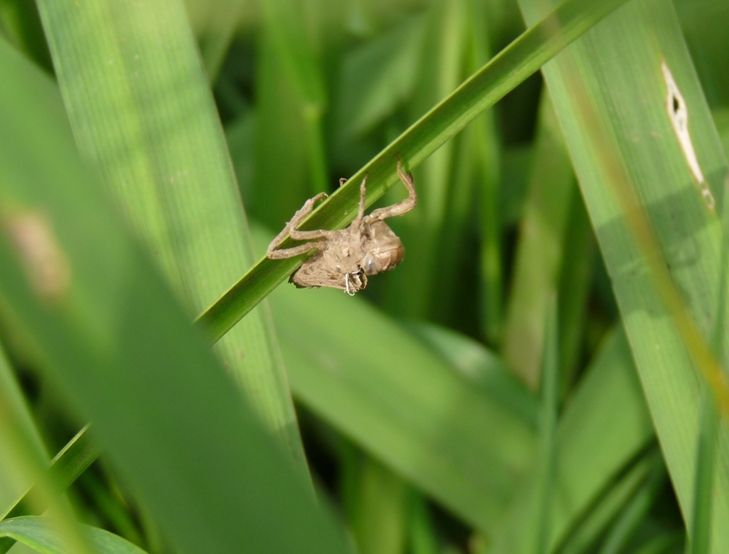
267;159;417;295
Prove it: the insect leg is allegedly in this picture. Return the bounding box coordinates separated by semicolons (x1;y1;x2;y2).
267;240;327;260
368;158;417;221
267;192;327;257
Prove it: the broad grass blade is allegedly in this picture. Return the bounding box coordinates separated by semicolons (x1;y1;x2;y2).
34;0;307;468
516;0;729;549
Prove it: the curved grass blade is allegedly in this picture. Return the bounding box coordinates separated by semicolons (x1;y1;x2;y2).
0;516;147;554
196;0;633;343
273;280;537;532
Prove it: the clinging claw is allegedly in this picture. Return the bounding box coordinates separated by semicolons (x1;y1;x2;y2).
367;157;417;222
266;192;329;258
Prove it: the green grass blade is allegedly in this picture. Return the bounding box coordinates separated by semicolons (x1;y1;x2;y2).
196;0;633;342
0;516;147;554
0;343;48;511
1;426;100;523
380;0;467;319
533;297;560;554
0;0;51;73
264;0;331;199
0;38;349;554
686;162;729;554
490;328;655;553
503;96;576;390
637;535;686;554
504;91;597;390
188;0;248;80
0;341;87;554
516;0;729;549
597;456;667;554
348;460;409;554
252;31;314;230
686;390;718;554
407;322;539;427
333;14;426;139
557;191;597;390
467;0;505;345
34;0;307;469
252;0;330;231
555;441;659;554
408;493;440;554
259;0;326;112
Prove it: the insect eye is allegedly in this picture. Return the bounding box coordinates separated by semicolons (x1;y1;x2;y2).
363;256;378;275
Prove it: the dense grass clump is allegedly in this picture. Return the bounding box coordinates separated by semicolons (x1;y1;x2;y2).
1;0;728;553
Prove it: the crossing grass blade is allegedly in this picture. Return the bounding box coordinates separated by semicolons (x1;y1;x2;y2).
516;0;729;550
195;0;633;342
34;0;307;469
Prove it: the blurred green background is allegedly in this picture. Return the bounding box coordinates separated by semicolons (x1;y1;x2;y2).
1;0;729;553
